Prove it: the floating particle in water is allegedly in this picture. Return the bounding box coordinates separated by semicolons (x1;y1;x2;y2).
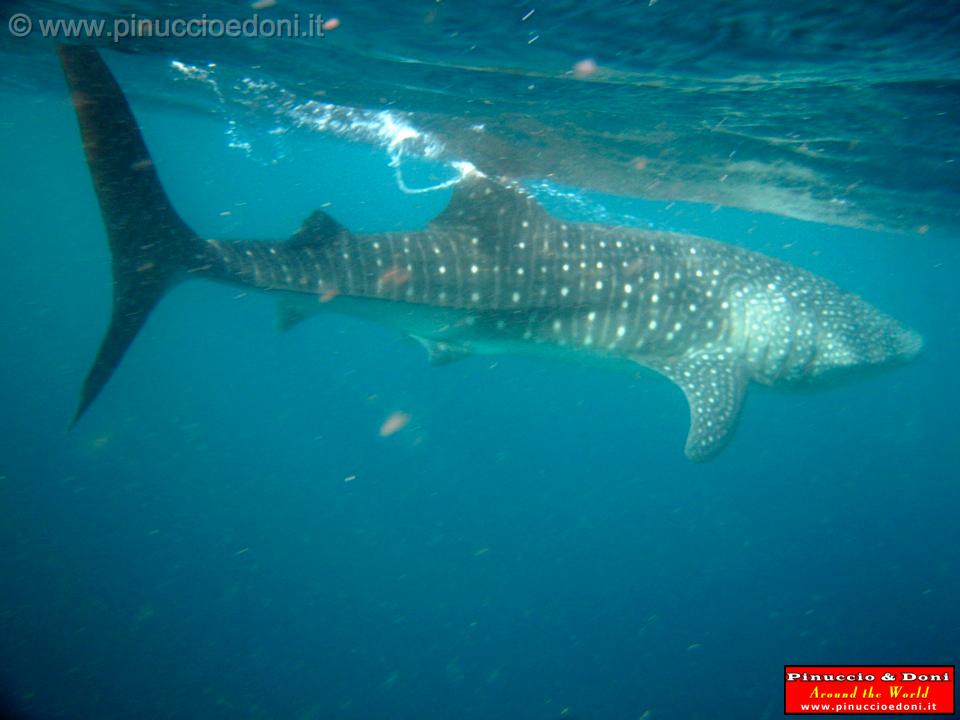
631;156;649;171
379;411;411;437
250;0;276;8
379;266;411;288
322;17;340;31
573;58;598;78
319;289;338;303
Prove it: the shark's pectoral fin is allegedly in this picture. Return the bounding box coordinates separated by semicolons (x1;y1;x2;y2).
412;336;471;366
647;353;748;462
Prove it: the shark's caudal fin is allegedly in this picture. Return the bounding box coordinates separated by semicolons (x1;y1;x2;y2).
59;45;204;426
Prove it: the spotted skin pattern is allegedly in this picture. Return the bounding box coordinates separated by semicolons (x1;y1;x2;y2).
197;176;922;461
60;45;921;459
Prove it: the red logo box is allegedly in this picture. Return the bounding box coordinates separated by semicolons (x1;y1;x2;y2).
784;665;954;715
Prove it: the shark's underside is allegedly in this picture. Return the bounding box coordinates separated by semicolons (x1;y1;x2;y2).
59;45;922;461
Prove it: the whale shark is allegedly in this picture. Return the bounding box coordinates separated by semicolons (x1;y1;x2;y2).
59;45;922;461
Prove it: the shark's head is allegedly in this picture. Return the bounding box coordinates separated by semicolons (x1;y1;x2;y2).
808;294;923;381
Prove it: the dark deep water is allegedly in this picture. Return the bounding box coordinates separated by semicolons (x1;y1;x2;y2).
1;2;958;719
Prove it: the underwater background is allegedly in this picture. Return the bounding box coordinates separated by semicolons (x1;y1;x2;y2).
0;2;958;719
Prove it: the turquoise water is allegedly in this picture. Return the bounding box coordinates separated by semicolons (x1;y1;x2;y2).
1;3;958;719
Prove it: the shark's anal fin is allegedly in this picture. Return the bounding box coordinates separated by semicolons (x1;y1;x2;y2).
412;336;471;366
276;296;323;333
647;353;748;462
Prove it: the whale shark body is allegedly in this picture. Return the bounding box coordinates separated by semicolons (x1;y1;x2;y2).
60;46;922;461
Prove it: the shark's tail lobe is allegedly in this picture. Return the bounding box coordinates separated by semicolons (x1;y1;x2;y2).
59;45;204;427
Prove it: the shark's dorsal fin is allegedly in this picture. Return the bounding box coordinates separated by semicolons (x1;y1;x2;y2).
290;210;350;247
647;352;748;462
430;176;552;240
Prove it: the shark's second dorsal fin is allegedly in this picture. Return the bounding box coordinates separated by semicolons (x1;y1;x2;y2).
430;175;552;240
289;210;350;247
647;352;748;462
271;211;350;333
